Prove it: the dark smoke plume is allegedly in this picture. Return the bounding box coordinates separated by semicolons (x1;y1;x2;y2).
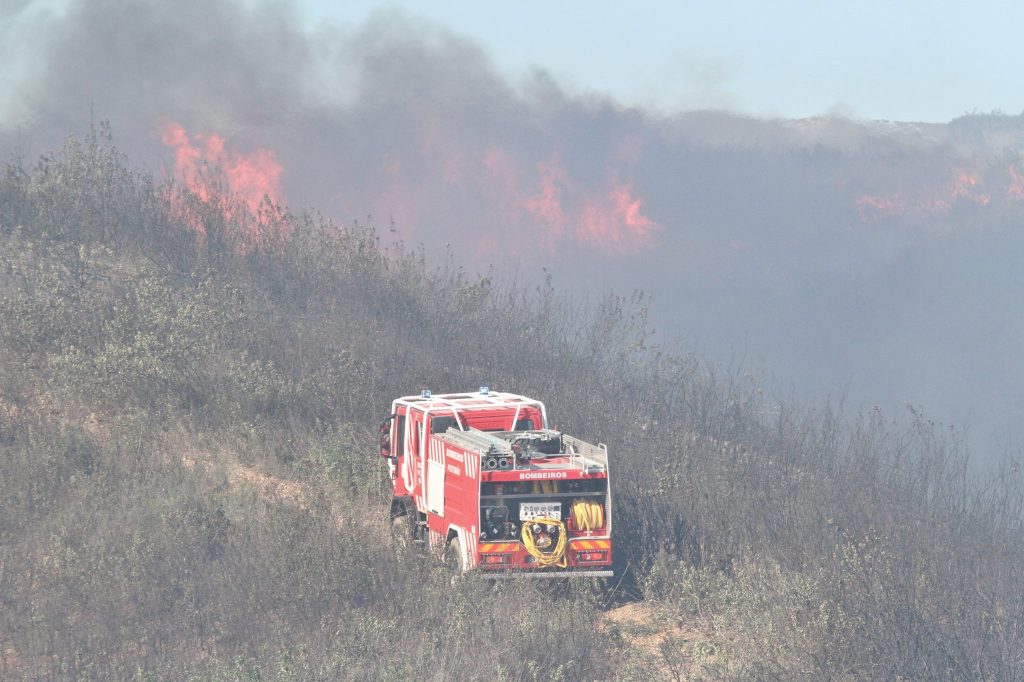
4;0;1024;461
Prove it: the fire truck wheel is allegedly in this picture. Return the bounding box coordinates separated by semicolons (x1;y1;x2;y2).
444;537;465;574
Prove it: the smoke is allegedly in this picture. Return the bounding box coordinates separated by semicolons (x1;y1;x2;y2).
4;0;1024;461
1;0;666;254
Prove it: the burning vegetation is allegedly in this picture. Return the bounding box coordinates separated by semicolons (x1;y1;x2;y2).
159;122;288;251
160;122;284;213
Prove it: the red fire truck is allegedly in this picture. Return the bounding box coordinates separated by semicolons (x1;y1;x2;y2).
379;389;613;576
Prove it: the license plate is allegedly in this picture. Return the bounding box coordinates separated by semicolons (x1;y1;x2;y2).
520;502;561;521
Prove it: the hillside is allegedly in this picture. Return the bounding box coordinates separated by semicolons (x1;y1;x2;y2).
2;129;1023;680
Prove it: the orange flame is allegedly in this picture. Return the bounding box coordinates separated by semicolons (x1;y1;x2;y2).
159;122;287;251
856;167;991;223
1008;164;1024;201
524;159;568;247
856;193;908;222
160;122;283;212
941;168;990;208
579;183;657;248
161;123;208;205
482;150;659;253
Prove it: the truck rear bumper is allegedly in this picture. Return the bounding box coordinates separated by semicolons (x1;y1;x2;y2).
486;569;613;579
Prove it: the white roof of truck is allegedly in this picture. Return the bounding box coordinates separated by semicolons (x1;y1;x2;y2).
392;390;548;428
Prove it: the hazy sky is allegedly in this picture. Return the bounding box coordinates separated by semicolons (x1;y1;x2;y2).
302;0;1024;123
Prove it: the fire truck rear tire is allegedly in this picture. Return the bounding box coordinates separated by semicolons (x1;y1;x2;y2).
444;537;465;574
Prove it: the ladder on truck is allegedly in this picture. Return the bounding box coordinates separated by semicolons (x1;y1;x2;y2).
439;427;608;474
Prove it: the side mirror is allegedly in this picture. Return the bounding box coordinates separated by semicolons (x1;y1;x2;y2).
379;415;394;458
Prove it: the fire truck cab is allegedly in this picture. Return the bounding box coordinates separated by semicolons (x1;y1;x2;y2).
380;389;613;576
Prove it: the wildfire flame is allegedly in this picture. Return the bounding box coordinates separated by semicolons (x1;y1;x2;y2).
159;121;286;248
948;168;990;205
1008;164;1024;201
856;193;908;222
158;119;658;256
856;167;992;223
523;159;568;246
579;183;657;249
486;152;660;254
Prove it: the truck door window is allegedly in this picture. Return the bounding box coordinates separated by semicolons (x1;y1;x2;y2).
431;415;458;433
395;415;405;455
408;415;422;458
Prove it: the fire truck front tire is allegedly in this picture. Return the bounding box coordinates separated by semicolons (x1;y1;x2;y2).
444;537;465;574
390;515;411;545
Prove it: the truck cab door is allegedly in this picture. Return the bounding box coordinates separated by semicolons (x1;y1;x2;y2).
402;411;422;496
425;416;446;516
389;409;411;496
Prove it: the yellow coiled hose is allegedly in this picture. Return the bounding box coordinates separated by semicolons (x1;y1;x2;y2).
570;499;604;531
521;517;567;567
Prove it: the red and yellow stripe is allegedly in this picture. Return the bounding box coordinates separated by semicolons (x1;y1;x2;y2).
481;539;611;553
479;542;519;553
